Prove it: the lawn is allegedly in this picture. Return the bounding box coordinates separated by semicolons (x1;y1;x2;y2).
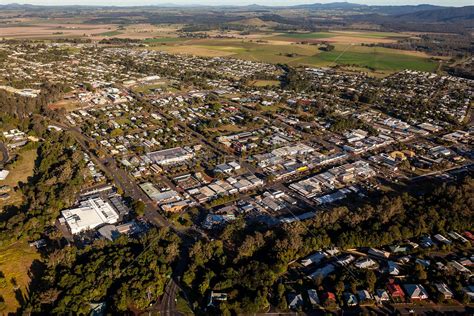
0;241;40;314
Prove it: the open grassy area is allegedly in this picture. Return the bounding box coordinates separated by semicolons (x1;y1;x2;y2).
0;148;37;209
250;79;281;87
132;82;169;93
0;241;40;314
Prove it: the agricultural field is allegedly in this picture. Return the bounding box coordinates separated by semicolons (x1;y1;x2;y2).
146;37;437;74
0;18;438;74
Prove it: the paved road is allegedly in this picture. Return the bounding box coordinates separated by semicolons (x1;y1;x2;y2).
50;117;199;315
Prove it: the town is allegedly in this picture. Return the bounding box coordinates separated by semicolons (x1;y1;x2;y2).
0;31;472;315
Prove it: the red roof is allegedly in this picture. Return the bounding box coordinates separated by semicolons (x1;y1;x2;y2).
323;292;336;300
387;283;405;297
464;231;474;241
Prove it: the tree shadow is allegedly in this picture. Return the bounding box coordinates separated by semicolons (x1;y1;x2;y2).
14;259;47;314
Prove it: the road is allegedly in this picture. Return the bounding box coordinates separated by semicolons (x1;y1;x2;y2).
47;118;196;315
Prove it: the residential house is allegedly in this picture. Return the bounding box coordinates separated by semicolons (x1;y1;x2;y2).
403;284;429;301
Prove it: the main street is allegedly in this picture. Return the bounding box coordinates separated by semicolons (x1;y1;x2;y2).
47;117;197;315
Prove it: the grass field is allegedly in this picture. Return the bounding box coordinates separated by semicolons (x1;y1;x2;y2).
0;148;37;209
0;242;40;314
251;79;281;87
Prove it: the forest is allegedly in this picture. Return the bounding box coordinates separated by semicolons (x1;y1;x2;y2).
181;175;473;314
0;131;86;243
25;228;181;314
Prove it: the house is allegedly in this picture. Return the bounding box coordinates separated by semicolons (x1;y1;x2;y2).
387;281;405;299
434;234;452;245
321;292;336;307
0;170;9;181
354;257;378;269
375;289;390;304
403;284;429;300
308;264;335;279
462;286;474;301
287;293;304;310
343;292;358;307
387;261;400;275
307;289;320;306
301;251;327;267
435;283;453;300
368;248;390;259
357;290;374;304
208;291;228;307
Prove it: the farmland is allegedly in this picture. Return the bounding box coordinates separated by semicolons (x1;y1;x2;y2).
146;37;437;74
0;18;438;74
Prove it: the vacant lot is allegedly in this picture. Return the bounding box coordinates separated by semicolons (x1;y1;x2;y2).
0;241;40;314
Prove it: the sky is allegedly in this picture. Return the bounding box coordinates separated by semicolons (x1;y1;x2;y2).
0;0;470;7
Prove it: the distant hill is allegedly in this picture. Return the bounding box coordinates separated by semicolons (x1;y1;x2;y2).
396;6;474;22
288;2;444;15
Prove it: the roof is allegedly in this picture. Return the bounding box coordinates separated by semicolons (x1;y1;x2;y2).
61;197;119;234
403;284;429;300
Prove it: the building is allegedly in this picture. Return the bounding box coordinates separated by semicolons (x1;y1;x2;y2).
307;289;320;306
0;170;9;181
435;283;454;300
301;251;327;267
287;293;304;310
403;284;429;300
61;197;119;234
147;147;194;166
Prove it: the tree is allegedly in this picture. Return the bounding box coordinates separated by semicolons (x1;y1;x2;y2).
415;264;427;281
132;200;146;217
365;270;377;292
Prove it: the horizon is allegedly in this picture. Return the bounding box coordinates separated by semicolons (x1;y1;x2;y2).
1;0;472;8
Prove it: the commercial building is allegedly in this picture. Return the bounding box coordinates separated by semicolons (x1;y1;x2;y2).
60;197;119;234
147;147;194;166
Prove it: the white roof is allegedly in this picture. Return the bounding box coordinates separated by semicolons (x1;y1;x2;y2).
0;170;9;181
61;198;119;234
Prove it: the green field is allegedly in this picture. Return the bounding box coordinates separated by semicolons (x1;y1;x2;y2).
280;32;335;39
98;30;123;37
144;37;186;43
298;46;437;72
